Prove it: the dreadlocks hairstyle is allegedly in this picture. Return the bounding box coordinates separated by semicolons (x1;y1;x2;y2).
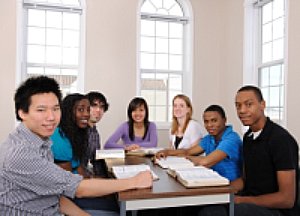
59;93;88;161
171;94;193;135
127;97;149;141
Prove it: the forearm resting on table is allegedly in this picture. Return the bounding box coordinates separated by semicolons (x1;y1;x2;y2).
75;171;152;198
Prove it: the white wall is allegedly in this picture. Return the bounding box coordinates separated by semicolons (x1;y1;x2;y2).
0;0;17;142
286;0;300;143
0;0;299;149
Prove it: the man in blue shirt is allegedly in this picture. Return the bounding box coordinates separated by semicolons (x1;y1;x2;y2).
156;104;243;182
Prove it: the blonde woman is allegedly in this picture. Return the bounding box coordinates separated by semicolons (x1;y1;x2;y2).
169;94;206;149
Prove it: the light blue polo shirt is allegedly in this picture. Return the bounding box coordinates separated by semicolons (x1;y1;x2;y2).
199;125;242;181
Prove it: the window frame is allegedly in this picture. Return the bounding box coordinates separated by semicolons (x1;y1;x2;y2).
243;0;287;126
17;0;86;94
137;0;193;128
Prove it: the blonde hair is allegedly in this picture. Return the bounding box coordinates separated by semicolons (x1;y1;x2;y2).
171;94;193;135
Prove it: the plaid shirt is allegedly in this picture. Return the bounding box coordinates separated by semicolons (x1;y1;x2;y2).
0;123;82;215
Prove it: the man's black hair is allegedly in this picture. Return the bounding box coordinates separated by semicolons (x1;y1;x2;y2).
86;91;109;112
237;85;264;102
204;104;226;119
14;76;62;121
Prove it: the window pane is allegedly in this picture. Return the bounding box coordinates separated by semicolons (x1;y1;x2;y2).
260;67;269;87
63;13;80;30
141;53;155;69
61;68;78;76
156;54;168;70
262;23;272;43
262;2;272;24
62;0;80;6
28;9;45;27
170;23;182;38
141;20;155;36
164;0;177;10
151;0;163;8
156;91;167;106
157;8;168;15
169;3;183;16
267;107;280;121
273;0;284;19
141;36;155;52
27;45;45;63
141;90;155;105
46;46;61;64
156;21;168;37
155;106;167;122
169;74;182;90
63;30;79;47
28;27;45;44
27;66;44;75
45;67;60;75
148;106;155;121
141;1;156;13
156;38;168;53
273;17;284;40
262;42;272;63
269;87;280;106
169;39;182;54
261;87;269;105
269;65;282;85
63;47;78;65
141;72;155;79
280;85;284;105
46;29;62;46
273;38;284;60
169;55;182;71
46;11;62;28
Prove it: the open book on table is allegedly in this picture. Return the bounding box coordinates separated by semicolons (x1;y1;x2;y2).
169;166;229;188
95;149;125;160
126;147;164;156
155;156;194;169
112;164;159;180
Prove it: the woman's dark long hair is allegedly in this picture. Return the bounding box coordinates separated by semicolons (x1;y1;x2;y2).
127;97;149;141
59;93;88;162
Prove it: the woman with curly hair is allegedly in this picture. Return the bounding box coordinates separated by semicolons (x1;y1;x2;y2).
51;93;90;175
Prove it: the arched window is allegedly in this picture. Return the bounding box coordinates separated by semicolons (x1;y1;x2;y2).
244;0;286;125
19;0;85;95
139;0;192;124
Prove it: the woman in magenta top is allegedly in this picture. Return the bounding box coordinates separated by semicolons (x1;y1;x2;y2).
104;97;158;150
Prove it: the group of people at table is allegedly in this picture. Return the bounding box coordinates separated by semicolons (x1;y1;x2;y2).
0;75;298;216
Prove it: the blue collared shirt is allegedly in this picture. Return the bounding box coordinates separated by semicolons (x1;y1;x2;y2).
199;125;243;181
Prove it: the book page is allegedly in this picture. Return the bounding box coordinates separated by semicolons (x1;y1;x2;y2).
175;167;229;187
96;149;125;159
155;156;194;169
112;164;159;180
126;147;164;156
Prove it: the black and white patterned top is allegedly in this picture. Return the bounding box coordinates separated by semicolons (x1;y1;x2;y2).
0;123;83;215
